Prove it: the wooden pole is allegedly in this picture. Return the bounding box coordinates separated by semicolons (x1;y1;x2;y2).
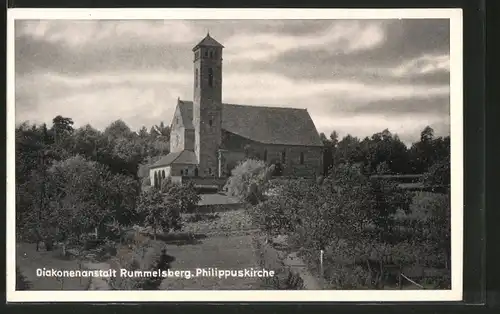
320;249;324;278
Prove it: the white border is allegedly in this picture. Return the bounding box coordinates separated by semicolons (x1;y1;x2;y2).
6;8;463;303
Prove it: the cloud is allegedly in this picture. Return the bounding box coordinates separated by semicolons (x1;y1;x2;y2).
224;20;388;62
391;54;450;77
13;18;452;145
262;19;450;83
17;20;200;48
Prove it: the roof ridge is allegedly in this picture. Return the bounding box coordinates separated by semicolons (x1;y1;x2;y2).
169;150;184;164
223;103;306;111
178;100;305;111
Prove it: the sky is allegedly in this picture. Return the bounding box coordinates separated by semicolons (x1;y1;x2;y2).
14;18;451;145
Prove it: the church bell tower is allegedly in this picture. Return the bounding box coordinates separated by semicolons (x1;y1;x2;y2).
192;33;224;177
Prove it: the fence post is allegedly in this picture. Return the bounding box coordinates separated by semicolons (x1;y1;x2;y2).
320;249;324;278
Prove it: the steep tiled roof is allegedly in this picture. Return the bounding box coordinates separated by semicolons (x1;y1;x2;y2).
150;150;198;168
178;100;194;129
177;100;323;147
192;33;224;51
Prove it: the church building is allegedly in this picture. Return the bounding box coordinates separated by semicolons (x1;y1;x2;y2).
150;34;324;187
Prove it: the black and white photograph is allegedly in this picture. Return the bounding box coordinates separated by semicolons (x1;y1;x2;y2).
7;9;463;302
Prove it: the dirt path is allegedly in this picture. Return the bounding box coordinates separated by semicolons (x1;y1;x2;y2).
283;252;322;290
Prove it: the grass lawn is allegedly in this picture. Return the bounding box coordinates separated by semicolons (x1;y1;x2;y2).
16;243;91;290
182;208;255;235
160;208;263;289
160;233;262;290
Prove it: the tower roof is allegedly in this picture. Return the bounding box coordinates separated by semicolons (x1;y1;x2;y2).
192;33;224;51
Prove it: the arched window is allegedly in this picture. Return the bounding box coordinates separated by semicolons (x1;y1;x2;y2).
209;51;213;58
281;150;286;164
195;69;199;87
204;50;208;57
300;152;305;165
209;119;213;127
208;68;214;87
158;171;162;186
264;149;268;161
194;167;199;177
154;172;158;187
162;170;165;178
208;167;212;175
180;169;184;176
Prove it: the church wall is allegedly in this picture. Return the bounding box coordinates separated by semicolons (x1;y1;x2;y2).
220;150;246;176
220;131;323;178
171;163;197;177
149;166;171;188
254;145;322;177
170;106;185;153
149;164;199;188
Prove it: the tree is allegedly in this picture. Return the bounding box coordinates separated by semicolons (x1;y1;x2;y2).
320;130;339;176
368;177;411;242
155;122;171;139
45;156;115;249
161;181;201;214
408;126;442;173
335;135;363;165
104;119;134;140
138;126;149;138
70;124;103;159
423;155;450;187
136;188;182;239
420;126;434;143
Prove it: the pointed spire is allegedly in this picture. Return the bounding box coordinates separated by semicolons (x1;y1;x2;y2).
192;32;224;51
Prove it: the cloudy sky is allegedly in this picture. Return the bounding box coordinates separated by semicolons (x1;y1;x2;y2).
14;18;450;145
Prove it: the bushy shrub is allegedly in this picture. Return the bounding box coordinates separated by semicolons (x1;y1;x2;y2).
224;159;274;203
161;180;201;214
135;188;182;239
